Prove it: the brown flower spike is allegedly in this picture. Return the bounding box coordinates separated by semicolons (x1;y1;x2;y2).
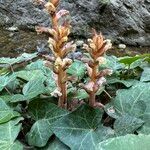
35;0;76;108
82;30;112;108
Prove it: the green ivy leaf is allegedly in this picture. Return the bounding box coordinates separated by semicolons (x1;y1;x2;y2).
51;105;114;150
10;94;27;103
0;117;23;150
0;141;23;150
73;89;89;100
105;82;150;134
0;99;20;124
26;100;68;147
23;78;45;100
74;87;104;100
67;60;86;79
114;114;144;136
15;70;46;81
97;134;150;150
0;53;37;66
102;56;125;71
25;60;53;77
0;74;16;91
40;138;70;150
45;77;57;94
140;67;150;82
107;78;139;87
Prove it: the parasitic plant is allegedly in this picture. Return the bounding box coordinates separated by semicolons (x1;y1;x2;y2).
81;30;112;108
35;0;76;108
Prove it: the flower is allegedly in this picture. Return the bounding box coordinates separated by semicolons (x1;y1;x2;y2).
96;57;106;65
51;88;62;97
83;31;112;59
44;2;56;14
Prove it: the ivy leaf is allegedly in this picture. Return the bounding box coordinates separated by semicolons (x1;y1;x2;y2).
114;114;144;136
26;100;68;147
140;67;150;82
102;56;125;71
105;82;150;134
73;89;89;100
0;74;16;91
51;105;114;150
0;99;20;124
10;94;27;103
41;138;70;150
0;117;23;150
26;60;54;78
0;53;37;66
23;78;45;100
0;141;23;150
15;70;46;81
74;87;105;101
97;134;150;150
25;60;44;70
107;78;139;87
67;60;86;79
45;77;57;94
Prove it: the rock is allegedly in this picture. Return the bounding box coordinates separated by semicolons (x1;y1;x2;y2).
68;52;83;60
118;44;126;49
0;0;150;46
7;26;18;32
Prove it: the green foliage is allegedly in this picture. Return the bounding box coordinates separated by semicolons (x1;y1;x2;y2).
0;117;23;150
97;134;150;150
51;105;114;150
140;67;150;82
26;99;68;147
0;99;20;124
67;60;86;80
0;53;149;149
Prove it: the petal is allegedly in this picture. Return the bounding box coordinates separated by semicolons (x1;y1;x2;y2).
96;57;106;65
51;88;62;97
50;0;59;7
97;77;106;86
55;10;70;22
44;2;56;13
85;63;93;78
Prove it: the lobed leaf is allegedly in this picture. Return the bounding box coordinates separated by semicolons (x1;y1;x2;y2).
26;100;68;147
51;105;114;150
97;134;150;150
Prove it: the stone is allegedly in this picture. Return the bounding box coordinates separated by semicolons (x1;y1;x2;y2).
7;26;18;32
118;44;126;49
0;0;150;46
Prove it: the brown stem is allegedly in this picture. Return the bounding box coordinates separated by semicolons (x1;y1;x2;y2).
57;66;67;108
89;92;96;107
89;60;98;107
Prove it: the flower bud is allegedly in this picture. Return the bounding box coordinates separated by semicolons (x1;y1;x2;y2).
96;57;106;65
44;2;56;14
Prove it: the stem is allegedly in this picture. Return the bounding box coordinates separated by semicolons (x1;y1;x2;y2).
89;60;98;107
89;92;96;107
57;66;67;108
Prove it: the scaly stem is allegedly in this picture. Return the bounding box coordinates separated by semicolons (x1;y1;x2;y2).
89;92;96;107
57;66;67;108
89;60;98;107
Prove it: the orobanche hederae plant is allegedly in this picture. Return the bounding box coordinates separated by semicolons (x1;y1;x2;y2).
35;0;112;109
